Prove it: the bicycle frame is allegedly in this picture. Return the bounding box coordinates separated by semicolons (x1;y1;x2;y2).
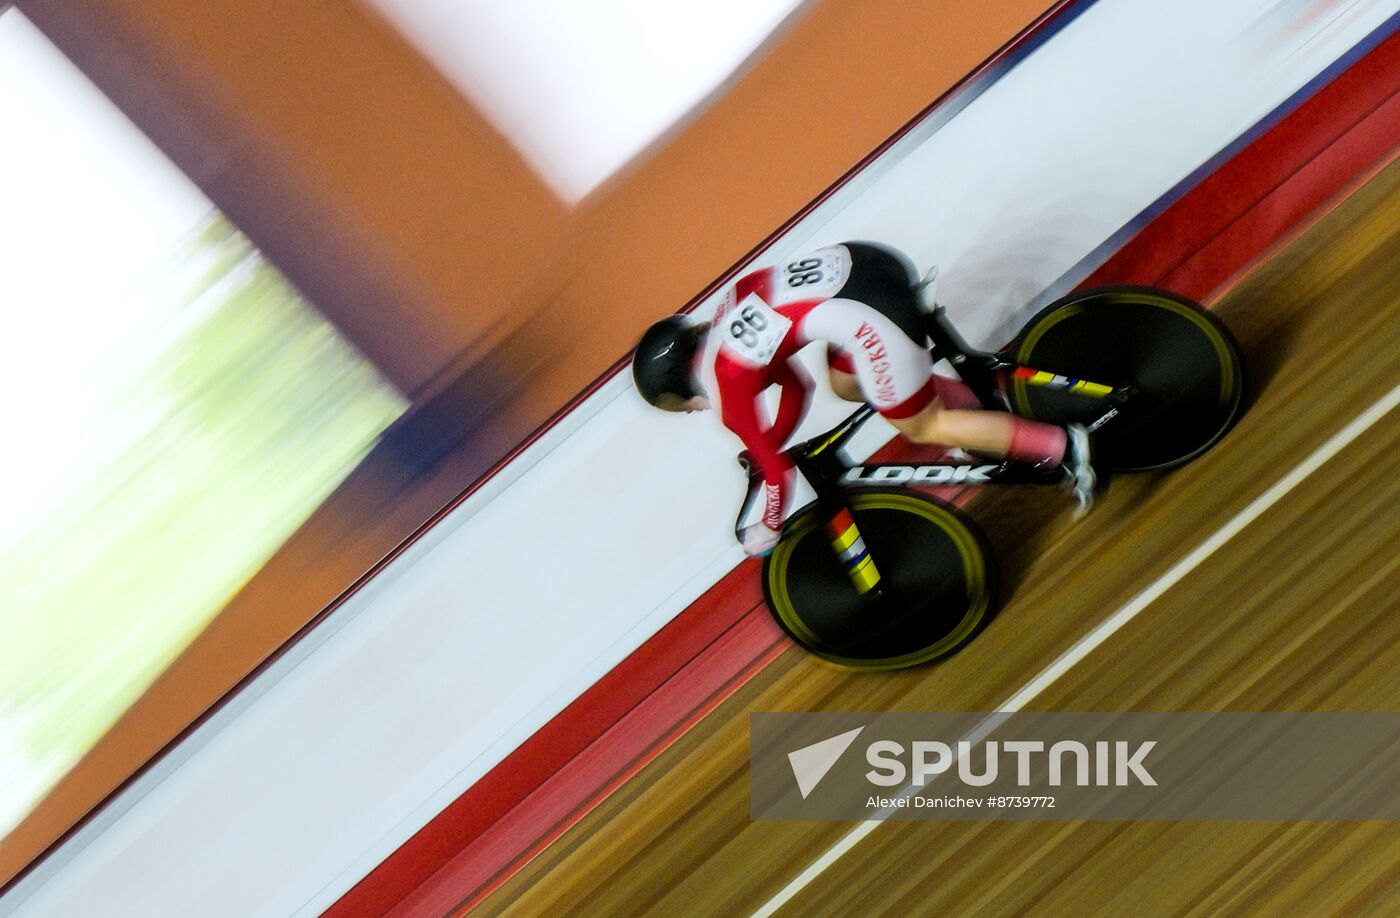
734;303;1136;598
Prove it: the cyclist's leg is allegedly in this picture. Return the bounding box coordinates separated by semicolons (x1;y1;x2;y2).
828;367;864;403
892;400;1095;514
815;242;1095;509
825;347;865;403
890;401;1064;462
829;361;981;412
807;297;1065;460
829;243;1006;413
803;296;935;414
805;295;1094;509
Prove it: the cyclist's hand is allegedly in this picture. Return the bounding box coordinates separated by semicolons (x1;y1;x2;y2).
739;522;782;557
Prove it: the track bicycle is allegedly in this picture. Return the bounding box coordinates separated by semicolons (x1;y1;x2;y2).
733;285;1245;671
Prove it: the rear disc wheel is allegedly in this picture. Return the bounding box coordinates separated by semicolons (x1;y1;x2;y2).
1008;286;1245;471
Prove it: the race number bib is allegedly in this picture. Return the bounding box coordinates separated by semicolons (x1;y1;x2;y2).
720;293;791;367
772;245;850;304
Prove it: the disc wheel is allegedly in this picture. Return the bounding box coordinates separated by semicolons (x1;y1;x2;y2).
762;492;996;671
1007;286;1245;471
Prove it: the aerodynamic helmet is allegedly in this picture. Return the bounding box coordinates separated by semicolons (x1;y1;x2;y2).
632;315;704;408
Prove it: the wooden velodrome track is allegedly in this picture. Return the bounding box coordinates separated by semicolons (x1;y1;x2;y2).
475;156;1400;917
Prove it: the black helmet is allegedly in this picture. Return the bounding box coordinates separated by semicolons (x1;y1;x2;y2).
633;315;703;408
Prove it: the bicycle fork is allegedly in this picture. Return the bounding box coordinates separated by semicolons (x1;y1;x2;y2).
825;507;882;595
793;415;889;600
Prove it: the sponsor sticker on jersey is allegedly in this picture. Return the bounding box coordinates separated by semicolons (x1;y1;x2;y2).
772;245;849;304
720;293;791;367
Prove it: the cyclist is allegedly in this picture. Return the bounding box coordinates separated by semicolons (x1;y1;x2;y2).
633;241;1094;556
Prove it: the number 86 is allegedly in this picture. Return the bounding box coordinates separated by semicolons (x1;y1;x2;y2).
786;257;823;288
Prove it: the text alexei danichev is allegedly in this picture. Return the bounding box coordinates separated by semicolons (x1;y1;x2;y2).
866;795;1057;809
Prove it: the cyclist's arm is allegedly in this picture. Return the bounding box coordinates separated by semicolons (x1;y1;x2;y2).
720;368;809;532
768;360;813;450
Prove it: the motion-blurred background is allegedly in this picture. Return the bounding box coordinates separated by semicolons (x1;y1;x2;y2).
5;1;1400;915
3;0;1038;891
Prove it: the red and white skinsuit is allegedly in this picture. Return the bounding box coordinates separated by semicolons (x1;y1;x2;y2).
697;244;974;539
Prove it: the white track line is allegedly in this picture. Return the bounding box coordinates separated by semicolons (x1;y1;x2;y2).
752;381;1400;918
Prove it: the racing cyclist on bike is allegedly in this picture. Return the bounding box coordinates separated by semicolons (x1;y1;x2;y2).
633;241;1095;556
